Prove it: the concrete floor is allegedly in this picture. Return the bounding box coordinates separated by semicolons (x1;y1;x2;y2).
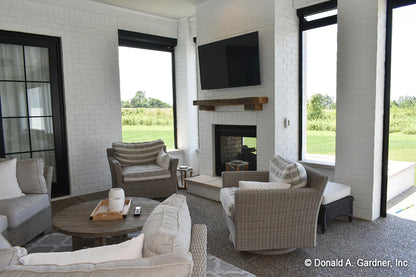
50;186;416;276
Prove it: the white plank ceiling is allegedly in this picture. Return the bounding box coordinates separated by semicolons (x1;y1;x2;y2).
90;0;208;19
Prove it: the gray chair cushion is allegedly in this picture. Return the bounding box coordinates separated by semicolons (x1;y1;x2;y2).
0;195;49;229
112;140;165;167
0;158;48;195
122;164;171;182
16;159;48;194
220;187;238;219
269;155;307;188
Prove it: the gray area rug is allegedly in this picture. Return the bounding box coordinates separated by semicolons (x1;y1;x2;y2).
25;232;255;277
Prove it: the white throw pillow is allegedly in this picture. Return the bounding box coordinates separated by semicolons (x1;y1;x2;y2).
142;194;191;258
0;159;25;200
156;149;170;170
19;234;144;266
239;181;291;190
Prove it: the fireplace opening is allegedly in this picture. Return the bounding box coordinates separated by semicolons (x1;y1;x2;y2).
215;125;257;176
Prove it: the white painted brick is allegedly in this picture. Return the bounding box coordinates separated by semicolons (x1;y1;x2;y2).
335;0;386;221
0;0;176;196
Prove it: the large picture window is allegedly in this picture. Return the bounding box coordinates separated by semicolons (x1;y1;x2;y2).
118;30;177;149
298;1;337;163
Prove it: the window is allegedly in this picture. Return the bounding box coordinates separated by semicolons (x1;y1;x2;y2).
0;30;68;197
118;30;177;149
298;1;337;163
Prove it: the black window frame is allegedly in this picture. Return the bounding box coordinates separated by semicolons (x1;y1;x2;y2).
118;30;178;149
297;0;337;161
381;0;416;217
0;29;69;197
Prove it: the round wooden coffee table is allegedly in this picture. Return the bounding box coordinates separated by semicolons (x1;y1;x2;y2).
53;197;159;250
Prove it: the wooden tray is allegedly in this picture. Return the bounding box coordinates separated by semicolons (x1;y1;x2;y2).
89;198;132;221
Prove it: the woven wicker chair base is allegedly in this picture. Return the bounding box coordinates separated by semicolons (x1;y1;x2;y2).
2;206;52;246
249;248;297;255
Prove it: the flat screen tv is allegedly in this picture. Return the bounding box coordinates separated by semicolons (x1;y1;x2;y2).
198;31;261;90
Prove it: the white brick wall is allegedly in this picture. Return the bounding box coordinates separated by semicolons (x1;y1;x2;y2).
194;0;299;176
274;0;299;160
0;0;177;196
195;0;276;176
175;18;199;173
335;0;386;220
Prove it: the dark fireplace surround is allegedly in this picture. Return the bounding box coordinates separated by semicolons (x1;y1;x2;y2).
214;125;257;176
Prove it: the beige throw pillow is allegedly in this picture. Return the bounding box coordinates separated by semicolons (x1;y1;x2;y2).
239;181;291;190
19;234;144;266
0;159;25;200
156;149;170;169
269;155;307;188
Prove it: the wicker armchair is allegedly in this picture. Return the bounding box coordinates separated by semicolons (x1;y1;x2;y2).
220;165;328;254
0;158;53;246
107;140;179;199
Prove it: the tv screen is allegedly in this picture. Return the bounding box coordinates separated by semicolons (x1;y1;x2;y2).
198;32;261;90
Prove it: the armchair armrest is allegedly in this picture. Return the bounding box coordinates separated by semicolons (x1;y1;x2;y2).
222;171;269;188
233;188;323;251
169;158;179;175
190;224;207;277
107;148;123;187
303;165;329;193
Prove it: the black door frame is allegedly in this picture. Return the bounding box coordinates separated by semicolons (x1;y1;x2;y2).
297;0;337;160
0;29;69;197
381;0;416;217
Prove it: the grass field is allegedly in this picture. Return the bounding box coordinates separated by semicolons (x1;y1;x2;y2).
122;125;415;182
123;126;416;162
122;125;175;148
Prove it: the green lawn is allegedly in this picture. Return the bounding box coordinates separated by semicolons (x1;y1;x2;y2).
123;126;416;164
306;130;416;183
306;131;336;155
122;125;175;149
306;130;416;162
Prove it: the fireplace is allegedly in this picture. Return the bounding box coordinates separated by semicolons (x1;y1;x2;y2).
215;125;257;176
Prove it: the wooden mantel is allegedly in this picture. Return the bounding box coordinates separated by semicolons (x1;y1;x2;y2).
193;97;268;111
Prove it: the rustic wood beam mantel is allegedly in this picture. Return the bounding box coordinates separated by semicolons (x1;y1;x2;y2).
193;97;268;111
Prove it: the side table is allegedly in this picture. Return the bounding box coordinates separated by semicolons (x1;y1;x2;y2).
177;166;193;189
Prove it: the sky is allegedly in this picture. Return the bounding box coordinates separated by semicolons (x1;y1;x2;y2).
391;4;416;100
304;4;416;101
118;46;173;105
118;4;416;104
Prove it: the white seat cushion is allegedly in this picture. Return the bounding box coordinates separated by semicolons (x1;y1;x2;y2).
322;182;351;205
220;187;238;219
122;164;171;182
238;181;291;190
0;194;49;229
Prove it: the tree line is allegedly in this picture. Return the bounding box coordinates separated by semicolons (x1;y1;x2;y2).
121;91;171;108
307;93;416;134
307;93;416;120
